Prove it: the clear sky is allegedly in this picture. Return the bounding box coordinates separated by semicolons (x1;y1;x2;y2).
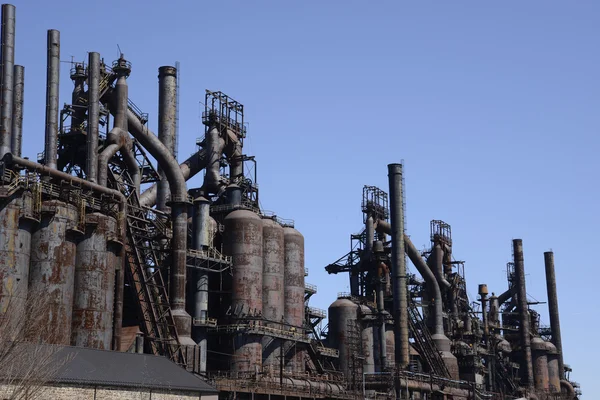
10;0;597;396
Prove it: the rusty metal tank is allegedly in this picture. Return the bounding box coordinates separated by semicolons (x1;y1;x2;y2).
283;226;306;373
224;209;263;372
29;200;79;344
71;213;119;349
328;297;358;377
261;217;284;368
531;336;550;391
359;304;375;374
546;341;561;393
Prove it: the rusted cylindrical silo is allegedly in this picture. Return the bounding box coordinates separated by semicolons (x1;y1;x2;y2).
224;209;263;372
546;342;561;393
29;200;79;344
71;213;119;349
0;195;33;317
360;304;376;375
531;337;549;391
328;297;358;377
261;217;285;369
283;226;306;373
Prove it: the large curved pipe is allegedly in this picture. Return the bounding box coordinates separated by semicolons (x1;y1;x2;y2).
106;91;191;340
203;125;226;194
432;244;451;288
224;128;243;182
497;286;515;305
0;4;15;159
405;234;443;335
139;148;207;207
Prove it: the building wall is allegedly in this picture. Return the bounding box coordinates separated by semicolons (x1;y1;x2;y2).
0;383;218;400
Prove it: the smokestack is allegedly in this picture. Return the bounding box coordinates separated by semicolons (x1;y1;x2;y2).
157;66;177;210
513;239;534;389
192;196;210;373
44;29;60;169
387;163;409;369
10;64;22;157
86;52;100;182
0;4;15;159
544;251;564;379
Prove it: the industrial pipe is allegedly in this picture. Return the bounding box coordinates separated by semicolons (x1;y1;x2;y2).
203;125;225;195
544;251;564;379
97;56;139;194
107;95;192;342
138;148;208;207
192;195;210;373
0;4;15;160
497;286;516;305
432;243;451;289
87;52;100;183
513;239;534;389
43;29;60;169
70;64;86;131
10;64;23;157
405;235;444;336
387;163;409;369
157;66;177;210
224;128;243;182
113;255;124;351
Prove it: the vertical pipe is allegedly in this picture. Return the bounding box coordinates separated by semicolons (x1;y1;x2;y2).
387;163;408;369
157;66;177;211
513;239;534;389
44;29;60;169
87;52;100;182
0;4;15;159
112;255;124;351
10;64;22;157
544;251;564;379
192;196;210;373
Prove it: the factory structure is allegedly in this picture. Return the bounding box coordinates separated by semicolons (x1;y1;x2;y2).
0;4;581;400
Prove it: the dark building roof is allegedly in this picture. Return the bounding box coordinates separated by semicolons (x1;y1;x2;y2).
42;345;216;394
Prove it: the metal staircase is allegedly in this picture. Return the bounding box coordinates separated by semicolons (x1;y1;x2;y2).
407;302;451;378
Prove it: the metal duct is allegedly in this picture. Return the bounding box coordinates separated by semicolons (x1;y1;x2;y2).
513;239;534;389
109;98;192;343
97;56;139;193
139;148;208;207
43;29;60;169
497;286;516;305
544;251;564;379
86;52;100;183
203;125;225;194
157;66;177;210
432;244;451;288
10;64;23;157
387;163;409;369
0;4;15;159
192;196;210;373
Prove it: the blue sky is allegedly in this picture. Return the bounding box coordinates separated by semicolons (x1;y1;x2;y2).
10;1;597;395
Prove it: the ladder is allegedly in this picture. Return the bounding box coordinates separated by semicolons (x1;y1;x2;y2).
107;170;187;367
407;302;451;378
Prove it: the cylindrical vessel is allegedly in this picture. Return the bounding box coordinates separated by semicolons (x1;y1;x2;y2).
283;226;306;373
0;195;33;317
531;337;549;391
544;251;564;378
157;66;177;211
11;64;23;157
29;201;78;344
328;298;358;377
360;305;375;374
224;210;263;372
262;217;285;368
44;29;60;169
546;342;561;393
0;4;15;159
71;213;118;349
513;239;534;388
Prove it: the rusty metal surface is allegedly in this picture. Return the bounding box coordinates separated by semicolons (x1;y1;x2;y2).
283;226;306;373
29;200;78;344
261;217;284;367
513;238;534;389
71;213;118;349
44;29;60;169
0;195;32;316
531;337;549;391
224;209;263;372
328;298;358;377
544;251;565;379
86;52;100;183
